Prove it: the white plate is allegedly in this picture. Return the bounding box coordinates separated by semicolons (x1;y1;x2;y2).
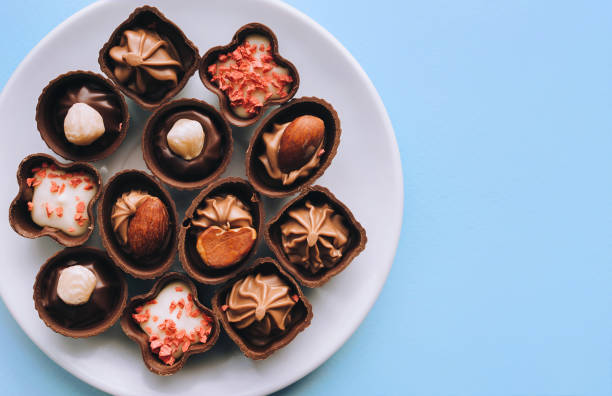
0;0;402;395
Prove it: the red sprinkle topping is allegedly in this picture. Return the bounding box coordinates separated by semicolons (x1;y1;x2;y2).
76;201;85;213
84;183;94;191
59;183;66;194
209;39;293;116
45;203;53;218
27;202;33;211
175;286;183;292
50;181;59;193
70;178;82;187
55;207;63;217
26;177;35;187
291;294;299;303
67;227;75;233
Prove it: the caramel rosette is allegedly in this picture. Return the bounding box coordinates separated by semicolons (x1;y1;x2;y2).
109;29;182;94
280;201;349;274
226;273;296;346
192;195;252;229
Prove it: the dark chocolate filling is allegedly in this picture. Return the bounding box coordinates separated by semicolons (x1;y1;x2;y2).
52;82;123;156
153;110;223;181
40;256;123;330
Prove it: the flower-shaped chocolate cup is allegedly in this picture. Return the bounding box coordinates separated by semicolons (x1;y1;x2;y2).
97;170;178;279
142;98;233;190
35;70;129;162
265;186;367;288
9;153;102;247
98;6;200;110
198;22;299;127
211;257;312;360
245;97;341;198
179;177;264;285
34;247;128;338
120;272;220;375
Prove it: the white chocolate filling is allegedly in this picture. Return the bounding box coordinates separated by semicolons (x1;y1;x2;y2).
166;118;205;160
64;103;106;146
29;167;98;236
57;265;97;305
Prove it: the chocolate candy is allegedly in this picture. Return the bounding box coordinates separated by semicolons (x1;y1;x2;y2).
9;153;102;247
34;247;127;337
142;98;232;190
99;6;199;109
212;257;312;360
265;186;367;287
246;97;341;198
36;71;129;162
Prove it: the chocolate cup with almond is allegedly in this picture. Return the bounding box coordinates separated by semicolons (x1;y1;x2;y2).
211;257;312;360
9;153;102;247
198;22;299;127
142;98;233;190
35;70;129;162
34;247;128;338
98;6;200;110
245;97;341;198
179;177;264;285
266;186;367;288
120;272;220;375
98;170;178;279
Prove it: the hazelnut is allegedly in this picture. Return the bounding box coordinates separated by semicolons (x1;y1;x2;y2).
196;226;257;268
56;265;97;305
277;115;325;172
166;118;205;160
63;102;106;146
126;196;170;258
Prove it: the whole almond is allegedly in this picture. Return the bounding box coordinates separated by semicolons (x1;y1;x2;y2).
277;115;325;173
127;197;170;258
196;226;256;268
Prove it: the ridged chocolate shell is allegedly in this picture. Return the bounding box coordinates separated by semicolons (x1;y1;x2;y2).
97;170;178;279
35;70;129;162
33;247;128;338
245;97;341;198
265;185;367;287
9;153;102;247
98;6;200;110
198;22;299;127
142;98;233;190
179;177;264;285
211;257;312;360
120;272;220;375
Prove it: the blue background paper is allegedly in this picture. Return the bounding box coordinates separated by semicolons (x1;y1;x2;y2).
2;1;612;395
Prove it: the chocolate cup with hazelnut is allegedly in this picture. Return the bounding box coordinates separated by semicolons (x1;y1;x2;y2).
198;23;299;127
9;153;102;247
35;70;129;162
142;98;233;190
265;186;367;288
179;177;264;285
98;6;200;110
211;257;313;360
245;97;341;198
98;170;178;279
34;247;128;338
120;272;220;375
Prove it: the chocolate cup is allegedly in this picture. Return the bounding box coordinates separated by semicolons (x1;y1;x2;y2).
97;170;178;279
245;97;341;198
179;177;264;285
120;272;220;375
198;22;300;127
35;71;129;162
9;153;102;247
211;257;312;360
142;98;233;190
33;247;128;338
265;186;367;288
98;6;200;110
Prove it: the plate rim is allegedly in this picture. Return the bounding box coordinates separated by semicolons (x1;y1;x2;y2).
0;0;404;395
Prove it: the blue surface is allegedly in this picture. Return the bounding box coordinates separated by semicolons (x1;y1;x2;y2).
2;0;612;395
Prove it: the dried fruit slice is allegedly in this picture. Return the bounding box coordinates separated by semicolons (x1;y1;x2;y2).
196;226;257;268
